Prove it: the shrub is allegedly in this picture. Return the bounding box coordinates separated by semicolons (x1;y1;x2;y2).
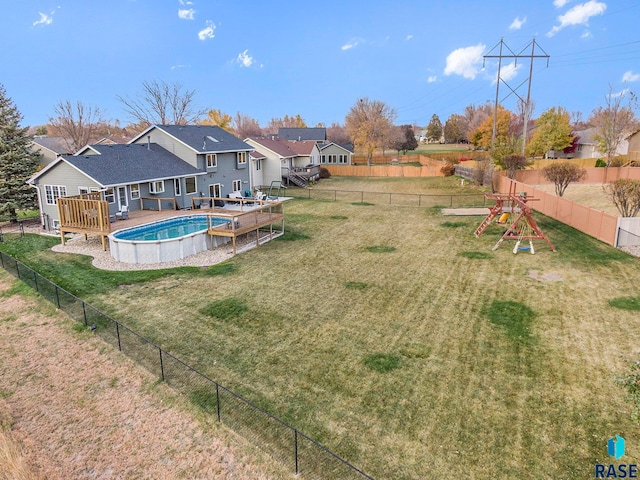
595;159;607;167
440;163;456;176
319;167;331;179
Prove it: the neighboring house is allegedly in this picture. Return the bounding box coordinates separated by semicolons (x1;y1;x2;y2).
245;136;321;188
552;127;629;160
627;130;640;165
278;127;327;142
28;125;253;232
318;142;352;165
30;136;73;166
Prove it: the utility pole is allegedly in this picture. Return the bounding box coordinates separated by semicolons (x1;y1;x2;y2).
483;38;549;156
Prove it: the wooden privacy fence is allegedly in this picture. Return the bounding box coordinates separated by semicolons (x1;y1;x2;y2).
513;166;640;185
324;164;444;177
495;175;619;246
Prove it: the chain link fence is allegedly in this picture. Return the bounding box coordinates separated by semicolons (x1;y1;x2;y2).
0;250;374;480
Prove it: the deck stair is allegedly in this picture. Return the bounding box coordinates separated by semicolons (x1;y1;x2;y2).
286;171;309;188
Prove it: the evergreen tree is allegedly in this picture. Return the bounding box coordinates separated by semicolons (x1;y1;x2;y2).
0;84;41;222
426;114;443;143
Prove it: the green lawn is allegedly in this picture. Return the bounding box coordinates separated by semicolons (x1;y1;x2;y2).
2;177;640;479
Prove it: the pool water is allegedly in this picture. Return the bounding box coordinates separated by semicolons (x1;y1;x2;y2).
113;215;228;241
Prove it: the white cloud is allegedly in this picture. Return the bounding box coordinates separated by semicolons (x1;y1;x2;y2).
341;38;362;51
32;11;53;27
236;49;253;68
406;35;413;41
509;16;526;30
179;0;193;4
178;8;195;20
171;64;190;70
444;44;485;80
427;76;437;83
547;0;607;37
581;30;593;38
498;61;521;83
554;0;570;7
198;20;216;41
622;71;640;82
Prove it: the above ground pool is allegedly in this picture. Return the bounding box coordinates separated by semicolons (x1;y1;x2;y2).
109;215;231;264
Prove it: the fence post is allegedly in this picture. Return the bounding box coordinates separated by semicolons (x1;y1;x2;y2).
116;322;122;351
0;252;3;268
33;271;38;292
82;301;88;326
159;347;165;381
15;258;20;279
19;221;24;237
54;285;60;308
216;383;221;422
294;429;299;475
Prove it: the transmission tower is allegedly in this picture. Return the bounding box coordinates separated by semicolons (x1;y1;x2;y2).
483;38;549;156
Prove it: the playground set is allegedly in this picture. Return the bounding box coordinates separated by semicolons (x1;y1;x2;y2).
474;182;556;254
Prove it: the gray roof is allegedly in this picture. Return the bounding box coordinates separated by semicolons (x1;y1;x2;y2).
155;125;252;153
64;143;201;186
32;136;72;154
278;128;327;141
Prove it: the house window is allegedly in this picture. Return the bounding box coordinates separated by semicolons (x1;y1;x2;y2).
339;155;348;164
44;185;67;205
206;154;217;168
232;179;242;192
256;159;262;171
103;188;115;204
130;184;140;199
321;155;326;164
149;181;164;194
185;176;197;195
174;179;181;196
78;187;89;194
237;152;247;165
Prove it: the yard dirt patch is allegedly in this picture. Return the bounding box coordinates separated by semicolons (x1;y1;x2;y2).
0;272;289;479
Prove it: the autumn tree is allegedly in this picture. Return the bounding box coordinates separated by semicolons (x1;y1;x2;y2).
265;114;307;133
426;114;443;143
469;105;514;150
525;107;574;158
443;114;468;144
604;179;640;217
234;112;262;139
390;125;418;154
464;102;493;142
345;98;396;165
49;100;104;152
0;84;41;221
117;80;205;127
589;86;639;166
201;108;234;132
542;162;587;197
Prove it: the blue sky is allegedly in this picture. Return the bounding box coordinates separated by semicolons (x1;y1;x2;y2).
1;0;639;130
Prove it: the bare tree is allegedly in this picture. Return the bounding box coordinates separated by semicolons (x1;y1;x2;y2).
326;122;350;145
49;100;104;152
604;179;640;217
589;85;639;166
117;80;205;127
234;112;262;139
345;98;396;165
542;162;587;197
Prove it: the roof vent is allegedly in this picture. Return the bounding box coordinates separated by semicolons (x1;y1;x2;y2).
207;136;219;143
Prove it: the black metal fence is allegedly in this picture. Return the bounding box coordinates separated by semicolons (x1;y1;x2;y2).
0;250;373;480
0;221;25;242
288;188;487;208
617;227;640;247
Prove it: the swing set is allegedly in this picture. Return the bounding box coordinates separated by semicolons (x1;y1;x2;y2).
474;182;556;254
